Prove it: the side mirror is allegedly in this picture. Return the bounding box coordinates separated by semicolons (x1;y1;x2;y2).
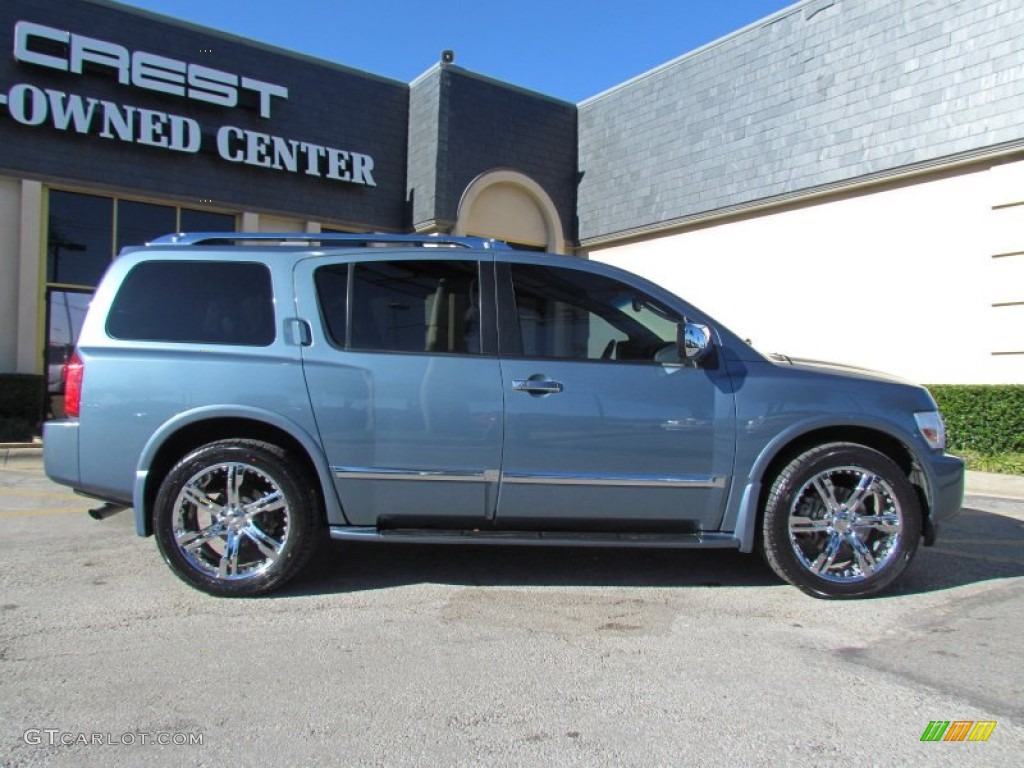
677;321;714;367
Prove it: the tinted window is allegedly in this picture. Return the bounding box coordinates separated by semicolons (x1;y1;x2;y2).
48;191;113;287
324;260;481;354
180;208;236;232
314;265;349;346
116;200;177;253
509;264;681;362
107;261;275;345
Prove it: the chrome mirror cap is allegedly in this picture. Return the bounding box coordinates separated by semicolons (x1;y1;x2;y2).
680;322;713;366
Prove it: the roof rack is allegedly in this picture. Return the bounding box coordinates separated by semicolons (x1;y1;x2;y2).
147;232;510;249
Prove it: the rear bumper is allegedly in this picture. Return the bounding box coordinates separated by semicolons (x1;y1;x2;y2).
42;419;80;488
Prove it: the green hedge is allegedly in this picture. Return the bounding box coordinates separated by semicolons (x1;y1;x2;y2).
0;374;45;443
927;385;1024;455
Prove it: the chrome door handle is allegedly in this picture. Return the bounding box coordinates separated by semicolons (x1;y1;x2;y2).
286;318;312;346
512;377;564;395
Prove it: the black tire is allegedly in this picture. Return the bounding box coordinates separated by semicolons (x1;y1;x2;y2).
154;439;320;597
761;442;922;599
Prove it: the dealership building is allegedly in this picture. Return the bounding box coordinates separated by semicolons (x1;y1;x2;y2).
1;0;1022;390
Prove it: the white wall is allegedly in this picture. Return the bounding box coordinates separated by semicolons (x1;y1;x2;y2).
588;161;1024;385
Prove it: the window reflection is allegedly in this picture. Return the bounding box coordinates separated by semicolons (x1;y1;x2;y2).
509;264;681;363
46;290;90;394
48;191;113;287
343;261;481;354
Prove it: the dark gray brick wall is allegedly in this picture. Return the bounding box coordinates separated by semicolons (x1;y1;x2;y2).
406;68;442;229
0;0;409;229
578;0;1024;242
411;67;577;240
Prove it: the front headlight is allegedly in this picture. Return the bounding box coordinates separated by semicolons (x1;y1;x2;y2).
914;411;947;451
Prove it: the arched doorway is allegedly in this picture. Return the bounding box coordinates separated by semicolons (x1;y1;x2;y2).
454;170;566;254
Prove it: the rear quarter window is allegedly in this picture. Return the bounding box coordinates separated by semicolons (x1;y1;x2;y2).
106;261;275;346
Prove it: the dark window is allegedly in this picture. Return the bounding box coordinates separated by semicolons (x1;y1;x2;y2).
116;200;177;253
180;208;236;232
332;260;481;354
107;261;275;346
507;241;547;252
314;265;349;347
48;191;113;287
509;264;681;362
43;190;244;402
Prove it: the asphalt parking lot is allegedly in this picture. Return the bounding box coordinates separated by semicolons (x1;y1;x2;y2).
0;460;1021;767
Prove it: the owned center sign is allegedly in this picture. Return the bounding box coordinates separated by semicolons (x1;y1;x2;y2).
1;21;377;186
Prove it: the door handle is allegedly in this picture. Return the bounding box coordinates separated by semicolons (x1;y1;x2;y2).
286;318;312;346
512;377;564;395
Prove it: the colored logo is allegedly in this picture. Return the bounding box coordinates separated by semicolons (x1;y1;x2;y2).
920;721;997;742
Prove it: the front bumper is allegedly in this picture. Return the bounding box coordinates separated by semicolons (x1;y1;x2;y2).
928;452;965;526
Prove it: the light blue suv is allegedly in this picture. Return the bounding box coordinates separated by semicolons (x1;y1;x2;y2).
44;233;964;598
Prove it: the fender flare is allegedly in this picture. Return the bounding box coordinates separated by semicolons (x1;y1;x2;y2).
732;414;929;553
132;405;344;536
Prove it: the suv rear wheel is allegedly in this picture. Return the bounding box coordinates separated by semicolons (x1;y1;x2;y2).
154;439;319;597
761;442;922;599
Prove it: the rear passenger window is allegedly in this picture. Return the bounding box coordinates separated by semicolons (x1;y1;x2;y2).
315;260;482;354
107;261;275;345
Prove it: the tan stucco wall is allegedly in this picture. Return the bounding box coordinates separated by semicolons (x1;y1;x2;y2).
459;183;548;247
0;176;20;372
256;214;305;232
17;181;43;374
0;177;43;375
455;170;566;254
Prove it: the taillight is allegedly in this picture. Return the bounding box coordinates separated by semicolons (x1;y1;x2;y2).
63;351;84;418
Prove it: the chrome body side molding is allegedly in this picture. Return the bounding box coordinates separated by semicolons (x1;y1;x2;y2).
334;466;726;490
334;467;489;483
500;472;727;489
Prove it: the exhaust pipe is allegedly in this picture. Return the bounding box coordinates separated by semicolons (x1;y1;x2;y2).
88;503;126;521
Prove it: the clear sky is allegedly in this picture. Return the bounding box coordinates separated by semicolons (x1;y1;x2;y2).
118;0;797;102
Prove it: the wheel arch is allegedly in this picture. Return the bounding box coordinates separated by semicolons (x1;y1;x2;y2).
735;422;931;553
133;407;344;536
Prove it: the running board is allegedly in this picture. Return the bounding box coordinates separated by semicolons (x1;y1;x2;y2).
329;526;740;549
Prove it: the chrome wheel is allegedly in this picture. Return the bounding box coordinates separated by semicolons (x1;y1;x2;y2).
788;466;903;583
173;461;290;580
761;442;922;599
155;439;320;596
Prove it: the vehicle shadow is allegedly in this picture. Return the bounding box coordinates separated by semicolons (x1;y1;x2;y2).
287;543;778;596
887;501;1024;597
278;502;1024;598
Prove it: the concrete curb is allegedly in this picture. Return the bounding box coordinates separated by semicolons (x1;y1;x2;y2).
0;443;44;468
2;444;1023;499
964;470;1024;501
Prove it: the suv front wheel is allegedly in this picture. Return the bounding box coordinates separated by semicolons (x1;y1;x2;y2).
761;442;922;599
154;439;319;597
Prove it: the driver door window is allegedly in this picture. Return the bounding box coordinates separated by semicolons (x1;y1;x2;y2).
507;263;681;363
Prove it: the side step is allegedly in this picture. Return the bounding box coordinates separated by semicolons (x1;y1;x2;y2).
329;526;740;549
